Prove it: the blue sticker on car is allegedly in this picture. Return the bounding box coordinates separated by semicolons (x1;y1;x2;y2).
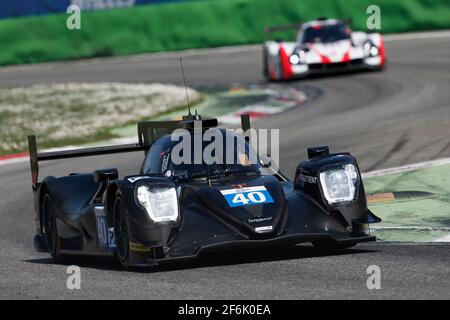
220;186;274;207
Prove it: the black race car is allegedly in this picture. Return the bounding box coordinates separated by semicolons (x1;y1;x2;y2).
28;114;380;267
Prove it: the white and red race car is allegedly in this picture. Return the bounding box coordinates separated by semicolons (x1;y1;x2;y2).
263;18;386;81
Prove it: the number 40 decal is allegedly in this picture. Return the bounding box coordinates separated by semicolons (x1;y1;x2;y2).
220;186;274;207
232;192;266;205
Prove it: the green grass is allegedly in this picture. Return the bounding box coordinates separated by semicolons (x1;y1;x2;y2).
0;83;201;155
1;0;450;66
364;163;450;241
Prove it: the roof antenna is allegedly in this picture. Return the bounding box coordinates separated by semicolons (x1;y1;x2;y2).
179;57;191;116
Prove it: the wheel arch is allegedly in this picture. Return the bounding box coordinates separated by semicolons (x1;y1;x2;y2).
105;180;131;221
105;182;120;219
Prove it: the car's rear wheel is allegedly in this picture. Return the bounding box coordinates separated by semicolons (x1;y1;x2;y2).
42;193;63;261
113;195;130;268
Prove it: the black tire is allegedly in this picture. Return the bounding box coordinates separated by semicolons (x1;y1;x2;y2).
42;193;64;261
312;240;357;253
113;195;130;268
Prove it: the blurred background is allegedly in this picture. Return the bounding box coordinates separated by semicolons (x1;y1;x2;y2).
1;0;449;66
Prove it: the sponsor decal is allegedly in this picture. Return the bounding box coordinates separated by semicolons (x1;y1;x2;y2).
161;153;170;172
248;216;273;223
107;227;116;248
298;173;317;184
220;186;274;207
231;183;248;190
255;226;273;233
129;242;152;253
94;206;115;249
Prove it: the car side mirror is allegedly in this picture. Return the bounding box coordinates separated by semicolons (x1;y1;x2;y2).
259;155;272;168
307;145;329;159
94;168;119;183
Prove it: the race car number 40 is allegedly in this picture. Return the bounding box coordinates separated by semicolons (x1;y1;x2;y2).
220;186;274;207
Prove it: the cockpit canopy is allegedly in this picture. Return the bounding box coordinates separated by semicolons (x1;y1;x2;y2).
301;22;351;44
142;128;261;180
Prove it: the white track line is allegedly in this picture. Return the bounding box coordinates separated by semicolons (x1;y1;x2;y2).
0;157;29;166
371;227;450;242
362;157;450;178
383;30;450;42
371;226;450;231
434;235;450;242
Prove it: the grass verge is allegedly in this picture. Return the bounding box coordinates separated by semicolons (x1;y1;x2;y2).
0;83;200;155
364;162;450;242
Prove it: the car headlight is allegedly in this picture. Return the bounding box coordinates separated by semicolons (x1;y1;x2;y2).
136;186;178;222
363;41;379;57
319;164;358;204
369;46;379;56
290;50;307;65
290;54;301;65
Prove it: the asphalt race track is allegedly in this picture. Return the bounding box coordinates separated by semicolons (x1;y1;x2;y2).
0;31;449;299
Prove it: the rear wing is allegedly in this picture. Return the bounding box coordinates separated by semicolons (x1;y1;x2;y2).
27;119;184;190
137;120;185;147
27;116;249;190
264;23;303;34
27;136;145;190
264;22;303;40
264;18;353;40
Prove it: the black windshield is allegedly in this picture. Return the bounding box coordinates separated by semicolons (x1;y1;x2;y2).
302;24;350;44
168;130;261;180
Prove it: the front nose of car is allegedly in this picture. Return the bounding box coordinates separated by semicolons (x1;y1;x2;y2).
194;176;288;238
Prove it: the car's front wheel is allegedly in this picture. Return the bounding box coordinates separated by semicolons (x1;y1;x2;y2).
42;193;64;261
113;195;131;268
